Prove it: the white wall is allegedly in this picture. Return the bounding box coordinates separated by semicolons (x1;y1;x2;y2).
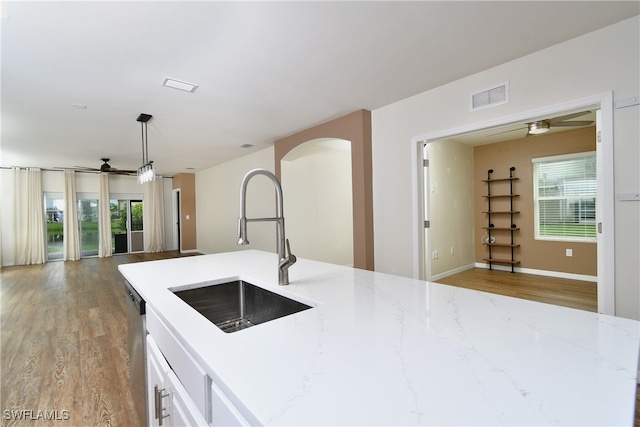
0;170;175;266
196;147;277;255
427;140;475;278
372;17;640;320
281;139;354;267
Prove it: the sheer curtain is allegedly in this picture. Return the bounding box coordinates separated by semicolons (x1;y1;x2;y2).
13;167;46;265
144;176;165;253
98;172;112;257
63;170;81;261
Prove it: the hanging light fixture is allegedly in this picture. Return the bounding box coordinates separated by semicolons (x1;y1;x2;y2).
136;113;155;184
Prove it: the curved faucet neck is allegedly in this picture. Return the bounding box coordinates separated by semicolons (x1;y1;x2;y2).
239;169;284;217
237;169;295;285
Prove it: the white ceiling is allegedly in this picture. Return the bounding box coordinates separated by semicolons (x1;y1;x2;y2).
2;1;638;176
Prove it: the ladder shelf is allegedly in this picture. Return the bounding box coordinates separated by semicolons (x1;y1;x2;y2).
483;167;519;272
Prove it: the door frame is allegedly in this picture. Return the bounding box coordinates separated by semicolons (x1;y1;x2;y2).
410;92;614;315
172;189;181;252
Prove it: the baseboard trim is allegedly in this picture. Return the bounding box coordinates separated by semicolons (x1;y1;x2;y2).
180;249;202;254
473;262;597;283
430;264;476;282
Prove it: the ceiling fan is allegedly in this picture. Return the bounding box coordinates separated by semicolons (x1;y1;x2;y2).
57;158;137;175
490;110;594;138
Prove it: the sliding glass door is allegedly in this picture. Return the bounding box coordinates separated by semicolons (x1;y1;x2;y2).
44;193;143;259
78;198;99;257
111;199;128;253
130;200;144;252
45;193;64;261
111;198;144;254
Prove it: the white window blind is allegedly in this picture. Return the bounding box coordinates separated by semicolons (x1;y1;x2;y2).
532;152;597;242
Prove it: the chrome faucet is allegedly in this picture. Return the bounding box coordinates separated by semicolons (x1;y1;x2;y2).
237;169;296;285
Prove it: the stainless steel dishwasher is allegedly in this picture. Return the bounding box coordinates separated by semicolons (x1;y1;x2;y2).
125;280;147;427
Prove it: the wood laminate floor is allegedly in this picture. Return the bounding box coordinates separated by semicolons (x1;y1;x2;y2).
1;257;638;426
0;252;197;427
434;267;598;312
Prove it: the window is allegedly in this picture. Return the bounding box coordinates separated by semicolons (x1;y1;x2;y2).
533;152;596;242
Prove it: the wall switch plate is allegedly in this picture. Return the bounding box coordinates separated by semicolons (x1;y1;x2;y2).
566;249;573;257
433;251;439;259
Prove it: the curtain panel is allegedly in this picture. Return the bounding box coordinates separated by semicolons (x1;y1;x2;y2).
98;172;112;257
63;170;81;260
13;167;46;265
144;176;165;253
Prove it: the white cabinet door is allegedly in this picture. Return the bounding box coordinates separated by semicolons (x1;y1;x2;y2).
147;306;210;418
167;370;209;427
147;335;171;426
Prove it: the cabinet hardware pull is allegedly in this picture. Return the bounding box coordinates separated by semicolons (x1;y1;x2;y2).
154;385;170;425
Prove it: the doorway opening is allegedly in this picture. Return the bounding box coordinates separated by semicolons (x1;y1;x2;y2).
412;93;614;315
281;138;354;267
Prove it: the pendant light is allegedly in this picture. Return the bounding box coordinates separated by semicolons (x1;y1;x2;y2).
136;113;154;184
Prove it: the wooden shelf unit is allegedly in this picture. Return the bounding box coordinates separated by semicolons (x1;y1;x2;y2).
482;167;519;272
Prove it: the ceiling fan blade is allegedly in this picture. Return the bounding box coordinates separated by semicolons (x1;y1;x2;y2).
548;110;591;124
550;120;594;127
486;126;527;137
54;166;82;171
71;165;101;171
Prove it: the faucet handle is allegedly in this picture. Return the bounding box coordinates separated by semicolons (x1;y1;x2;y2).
285;239;296;263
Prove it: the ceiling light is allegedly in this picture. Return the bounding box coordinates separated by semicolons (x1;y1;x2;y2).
528;120;550;135
162;77;198;93
239;143;254;148
136;113;155;184
72;103;87;109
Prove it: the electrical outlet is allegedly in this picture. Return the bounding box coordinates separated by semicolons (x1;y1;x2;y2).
450;247;455;255
432;250;439;259
566;248;573;257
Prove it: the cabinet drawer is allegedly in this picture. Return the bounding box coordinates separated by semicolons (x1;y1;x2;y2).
147;306;210;420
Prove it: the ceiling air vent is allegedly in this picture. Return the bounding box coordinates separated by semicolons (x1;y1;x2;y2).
470;82;509;111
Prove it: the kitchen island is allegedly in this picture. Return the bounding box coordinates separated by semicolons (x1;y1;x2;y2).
119;250;640;426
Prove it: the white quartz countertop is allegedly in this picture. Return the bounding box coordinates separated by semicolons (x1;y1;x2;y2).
119;250;640;426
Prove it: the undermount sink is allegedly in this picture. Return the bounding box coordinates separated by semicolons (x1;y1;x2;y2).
172;280;312;333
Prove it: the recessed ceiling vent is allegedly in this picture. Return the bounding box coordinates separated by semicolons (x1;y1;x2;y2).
470;82;509;111
162;77;198;93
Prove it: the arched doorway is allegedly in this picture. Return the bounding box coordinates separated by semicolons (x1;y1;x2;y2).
281;138;353;266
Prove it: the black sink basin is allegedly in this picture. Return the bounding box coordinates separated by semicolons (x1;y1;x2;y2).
172;280;312;333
